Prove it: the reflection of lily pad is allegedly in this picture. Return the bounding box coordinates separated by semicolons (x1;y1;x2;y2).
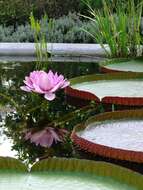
99;58;143;73
71;109;143;163
65;72;143;107
0;157;143;189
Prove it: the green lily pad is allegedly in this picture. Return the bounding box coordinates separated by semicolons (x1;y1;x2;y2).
69;72;143;101
71;110;143;163
0;157;143;190
100;58;143;73
71;79;143;100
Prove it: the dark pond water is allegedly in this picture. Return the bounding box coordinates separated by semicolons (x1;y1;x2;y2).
0;61;99;163
0;60;143;174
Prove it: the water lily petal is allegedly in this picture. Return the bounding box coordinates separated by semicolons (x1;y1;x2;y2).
48;128;61;143
24;131;32;140
33;83;45;94
44;93;56;101
61;80;70;89
20;86;32;92
47;70;54;85
50;81;63;92
39;132;54;148
38;73;52;91
30;130;46;143
20;70;70;99
29;130;54;148
24;77;33;89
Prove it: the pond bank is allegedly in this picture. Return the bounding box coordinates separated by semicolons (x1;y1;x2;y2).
0;43;108;56
0;43;108;63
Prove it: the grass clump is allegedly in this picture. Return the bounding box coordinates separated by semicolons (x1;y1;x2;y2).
84;0;143;58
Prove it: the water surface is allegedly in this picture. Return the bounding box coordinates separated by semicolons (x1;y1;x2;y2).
0;61;99;158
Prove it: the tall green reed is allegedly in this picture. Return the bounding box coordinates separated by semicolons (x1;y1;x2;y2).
83;0;143;58
30;13;50;69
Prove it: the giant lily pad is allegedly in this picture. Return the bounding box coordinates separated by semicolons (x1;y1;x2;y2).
0;157;143;189
65;72;143;108
99;58;143;73
71;109;143;164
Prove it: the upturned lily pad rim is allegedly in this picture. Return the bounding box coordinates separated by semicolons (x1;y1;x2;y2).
71;109;143;164
65;72;143;105
99;57;143;73
0;157;143;189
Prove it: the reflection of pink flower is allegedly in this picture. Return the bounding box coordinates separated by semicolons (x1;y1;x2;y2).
20;70;70;101
25;127;68;148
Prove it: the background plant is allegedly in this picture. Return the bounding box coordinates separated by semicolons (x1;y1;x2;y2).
83;0;143;57
0;0;81;26
0;10;143;45
30;13;50;68
0;13;94;43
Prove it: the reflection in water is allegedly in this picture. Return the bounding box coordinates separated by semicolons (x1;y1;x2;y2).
0;61;99;161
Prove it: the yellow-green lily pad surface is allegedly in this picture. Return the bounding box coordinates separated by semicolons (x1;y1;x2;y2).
0;157;143;190
100;58;143;73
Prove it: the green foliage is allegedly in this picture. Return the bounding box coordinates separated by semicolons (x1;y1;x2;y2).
0;10;143;44
84;0;143;58
33;0;80;19
80;0;103;13
30;13;49;68
0;13;94;43
0;0;81;26
0;0;32;27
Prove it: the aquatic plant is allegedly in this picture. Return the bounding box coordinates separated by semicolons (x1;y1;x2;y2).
20;70;70;101
18;69;69;148
25;127;68;148
0;157;142;190
30;13;49;69
72;109;143;163
83;0;143;58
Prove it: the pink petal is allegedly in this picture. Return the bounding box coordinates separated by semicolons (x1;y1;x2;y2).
30;130;46;143
24;131;32;140
39;133;53;147
39;73;52;91
30;130;54;148
24;77;33;89
44;93;56;101
20;86;32;92
48;128;61;142
50;81;63;93
61;81;70;89
30;71;43;85
56;75;64;83
32;83;45;94
47;70;54;85
53;74;64;84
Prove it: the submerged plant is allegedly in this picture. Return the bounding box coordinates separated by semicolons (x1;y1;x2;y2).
83;0;143;58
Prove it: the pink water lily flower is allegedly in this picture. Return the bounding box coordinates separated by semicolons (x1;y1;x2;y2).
25;127;68;148
20;70;70;101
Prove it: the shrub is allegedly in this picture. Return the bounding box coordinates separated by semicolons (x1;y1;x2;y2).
0;11;142;44
0;0;32;27
0;0;81;26
33;0;80;19
0;13;94;43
